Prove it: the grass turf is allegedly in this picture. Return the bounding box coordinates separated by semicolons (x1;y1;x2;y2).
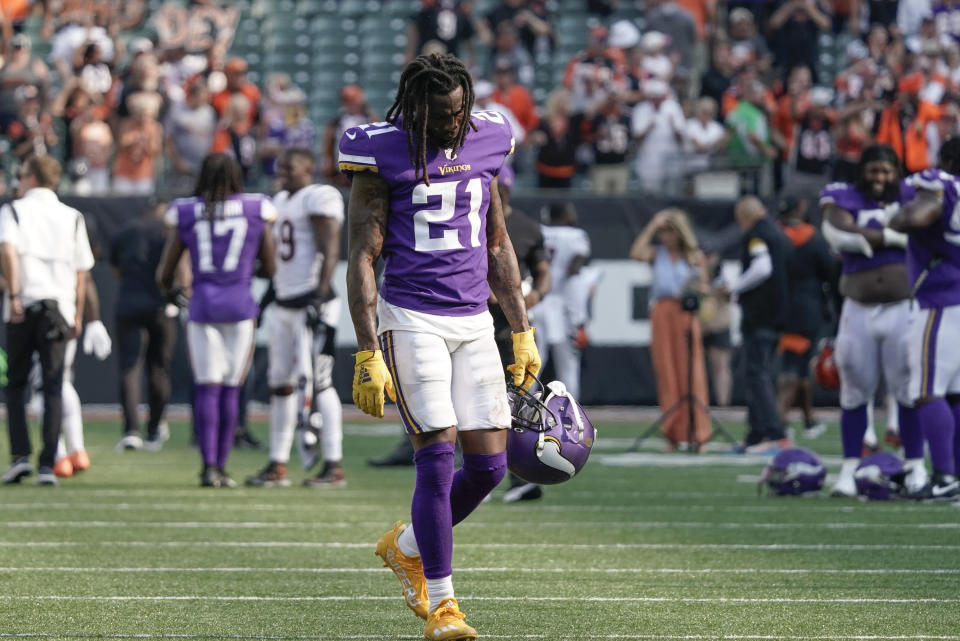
0;416;958;640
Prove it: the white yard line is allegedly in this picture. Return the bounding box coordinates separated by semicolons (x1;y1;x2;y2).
2;541;959;550
0;567;957;575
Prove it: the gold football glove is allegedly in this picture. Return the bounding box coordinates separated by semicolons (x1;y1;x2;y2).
352;350;396;418
506;327;541;390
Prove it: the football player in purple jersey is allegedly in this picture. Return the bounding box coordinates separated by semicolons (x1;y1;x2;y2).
890;137;960;500
340;54;539;640
818;144;926;497
157;153;277;488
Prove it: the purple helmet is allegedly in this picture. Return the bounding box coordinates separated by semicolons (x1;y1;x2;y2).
855;452;906;500
506;378;596;485
760;447;826;496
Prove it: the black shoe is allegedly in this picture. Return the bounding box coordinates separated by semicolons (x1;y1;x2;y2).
367;439;415;467
244;461;291;487
905;471;959;501
36;466;58;486
502;482;543;503
200;466;221;488
303;461;347;488
234;428;264;451
2;456;33;484
217;468;238;489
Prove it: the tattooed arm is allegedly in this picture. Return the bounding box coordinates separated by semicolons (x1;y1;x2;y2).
486;176;530;334
346;172;390;351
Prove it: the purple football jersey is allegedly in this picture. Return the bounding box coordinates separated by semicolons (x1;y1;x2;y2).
338;112;515;316
903;169;960;308
167;194;276;323
818;182;908;275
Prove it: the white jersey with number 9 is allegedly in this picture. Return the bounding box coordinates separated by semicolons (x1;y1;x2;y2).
272;185;344;301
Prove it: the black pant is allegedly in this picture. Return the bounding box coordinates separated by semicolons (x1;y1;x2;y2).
742;326;786;446
5;308;69;468
117;310;176;437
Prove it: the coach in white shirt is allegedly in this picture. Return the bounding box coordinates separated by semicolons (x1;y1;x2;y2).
0;156;95;486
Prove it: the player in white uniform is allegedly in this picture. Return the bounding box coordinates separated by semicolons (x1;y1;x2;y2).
537;203;591;399
246;148;346;488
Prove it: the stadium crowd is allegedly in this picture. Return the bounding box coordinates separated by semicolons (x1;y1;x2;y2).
4;0;960;195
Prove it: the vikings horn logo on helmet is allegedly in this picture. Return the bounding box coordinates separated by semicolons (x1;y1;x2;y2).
506;377;596;485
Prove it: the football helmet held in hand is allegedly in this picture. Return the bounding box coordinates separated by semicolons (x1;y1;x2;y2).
506;376;596;485
760;447;826;496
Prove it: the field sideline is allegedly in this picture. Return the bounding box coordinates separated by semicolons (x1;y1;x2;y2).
1;414;958;640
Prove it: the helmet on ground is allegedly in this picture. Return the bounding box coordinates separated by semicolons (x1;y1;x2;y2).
855;451;906;500
760;447;826;496
812;340;840;389
506;377;596;485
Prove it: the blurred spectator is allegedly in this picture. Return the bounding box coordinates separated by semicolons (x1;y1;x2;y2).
700;40;736;110
785;86;836;195
260;83;315;178
773;64;812;163
0;34;50;130
769;0;830;81
868;0;901;27
875;84;941;171
927;100;960;162
906;14;941;54
529;87;583;188
474;80;525;144
74;41;117;105
482;0;555;56
585;92;633;193
486;21;535;86
899;0;934;37
5;85;58;162
631;79;685;192
833;102;872;181
211;57;260;130
1;0;31;29
64;85;113;195
117;48;163;120
322;85;378;187
684;96;727;170
728;8;772;73
725;80;779;166
641;31;675;82
164;79;216;195
406;0;478;65
50;17;118;82
211;93;257;184
676;0;718;41
491;57;540;136
563;25;624;114
158;44;208;104
113;92;162;195
645;0;699;72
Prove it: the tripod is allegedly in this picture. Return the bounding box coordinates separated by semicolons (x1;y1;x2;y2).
629;306;735;452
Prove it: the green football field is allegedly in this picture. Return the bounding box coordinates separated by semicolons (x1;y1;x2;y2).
1;414;959;640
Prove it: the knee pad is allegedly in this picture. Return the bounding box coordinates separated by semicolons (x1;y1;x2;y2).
461;451;507;494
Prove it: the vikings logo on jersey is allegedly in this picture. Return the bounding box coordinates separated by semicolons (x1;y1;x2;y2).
818;181;909;275
337;113;515;317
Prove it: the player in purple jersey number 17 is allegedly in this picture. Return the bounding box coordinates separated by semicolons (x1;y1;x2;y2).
157;153;277;488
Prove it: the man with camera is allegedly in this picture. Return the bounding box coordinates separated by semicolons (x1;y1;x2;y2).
0;156;95;486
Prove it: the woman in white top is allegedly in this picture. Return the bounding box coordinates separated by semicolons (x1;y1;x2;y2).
629;208;711;449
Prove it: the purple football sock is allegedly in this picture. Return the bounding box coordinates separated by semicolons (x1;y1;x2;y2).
898;404;925;460
194;384;221;467
451;451;507;526
411;442;455;580
917;400;956;475
840;405;868;458
217;385;241;469
951;401;960;475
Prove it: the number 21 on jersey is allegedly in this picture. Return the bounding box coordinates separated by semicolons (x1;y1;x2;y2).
413;178;483;252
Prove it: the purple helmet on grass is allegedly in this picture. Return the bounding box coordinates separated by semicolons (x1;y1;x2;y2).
760;447;826;496
506;378;596;485
855;452;906;500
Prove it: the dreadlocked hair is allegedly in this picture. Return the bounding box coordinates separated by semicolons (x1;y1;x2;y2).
194;153;244;219
939;137;960;175
385;53;476;186
855;143;902;203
